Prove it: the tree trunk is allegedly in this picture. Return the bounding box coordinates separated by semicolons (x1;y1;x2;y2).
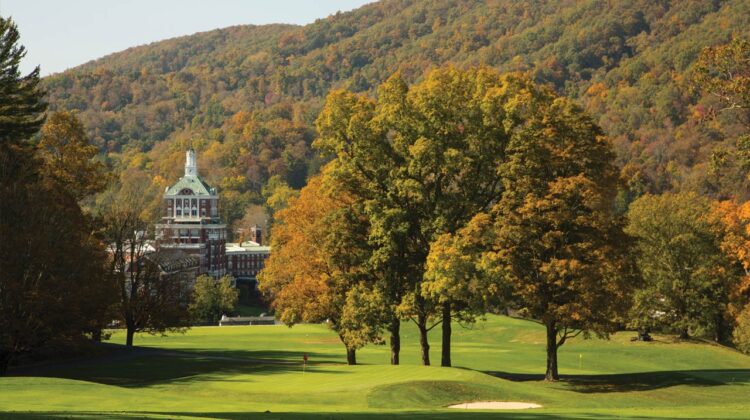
441;302;451;367
346;347;357;365
714;313;727;343
126;326;135;347
545;322;559;381
0;351;11;376
417;313;430;366
679;328;689;340
389;318;400;365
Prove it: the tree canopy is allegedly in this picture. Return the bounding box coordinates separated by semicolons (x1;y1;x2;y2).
189;275;239;325
480;89;634;381
626;192;734;341
258;172;382;364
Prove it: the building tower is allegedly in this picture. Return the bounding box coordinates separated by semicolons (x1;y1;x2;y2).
250;225;262;245
155;149;226;277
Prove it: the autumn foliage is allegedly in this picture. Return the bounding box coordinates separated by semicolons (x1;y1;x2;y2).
709;200;750;350
258;173;383;364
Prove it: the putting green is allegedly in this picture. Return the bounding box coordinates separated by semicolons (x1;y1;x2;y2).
1;315;748;418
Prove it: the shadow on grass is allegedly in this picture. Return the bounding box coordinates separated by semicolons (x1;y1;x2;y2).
7;343;345;388
485;369;750;393
168;347;342;364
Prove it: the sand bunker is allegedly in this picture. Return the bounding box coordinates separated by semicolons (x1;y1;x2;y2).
448;401;542;410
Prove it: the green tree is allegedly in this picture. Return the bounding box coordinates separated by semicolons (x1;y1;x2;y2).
734;305;750;354
262;175;299;236
189;275;239;325
263;175;299;213
0;16;47;373
0;17;46;142
626;192;734;341
1;178;114;374
424;213;504;366
315;87;404;364
1;17;113;374
484;92;634;381
100;173;191;346
315;68;518;366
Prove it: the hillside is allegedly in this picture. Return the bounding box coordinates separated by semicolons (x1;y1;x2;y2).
41;0;750;231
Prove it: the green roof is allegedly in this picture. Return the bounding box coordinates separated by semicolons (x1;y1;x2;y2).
165;175;215;196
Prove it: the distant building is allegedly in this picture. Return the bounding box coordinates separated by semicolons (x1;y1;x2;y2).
117;247;200;300
155;149;227;277
143;249;200;300
149;249;201;281
226;239;270;289
155;149;270;284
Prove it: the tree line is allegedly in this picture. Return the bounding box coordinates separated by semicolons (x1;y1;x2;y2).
260;42;750;380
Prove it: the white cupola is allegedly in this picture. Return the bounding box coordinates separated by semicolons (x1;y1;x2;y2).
185;149;198;176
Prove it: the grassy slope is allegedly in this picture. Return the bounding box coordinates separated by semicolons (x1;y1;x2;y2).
0;315;748;418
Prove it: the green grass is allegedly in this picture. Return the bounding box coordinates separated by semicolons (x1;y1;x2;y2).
1;315;749;418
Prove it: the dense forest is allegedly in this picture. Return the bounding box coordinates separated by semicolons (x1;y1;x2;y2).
41;0;750;234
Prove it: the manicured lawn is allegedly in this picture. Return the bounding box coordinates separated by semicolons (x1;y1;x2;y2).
1;315;748;418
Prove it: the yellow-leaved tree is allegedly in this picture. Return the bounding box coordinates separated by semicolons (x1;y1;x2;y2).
37;111;108;201
483;93;635;381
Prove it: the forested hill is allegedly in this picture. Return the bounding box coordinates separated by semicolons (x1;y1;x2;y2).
42;0;750;229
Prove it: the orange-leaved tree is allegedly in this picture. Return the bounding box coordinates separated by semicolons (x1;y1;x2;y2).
258;171;384;365
709;199;750;352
